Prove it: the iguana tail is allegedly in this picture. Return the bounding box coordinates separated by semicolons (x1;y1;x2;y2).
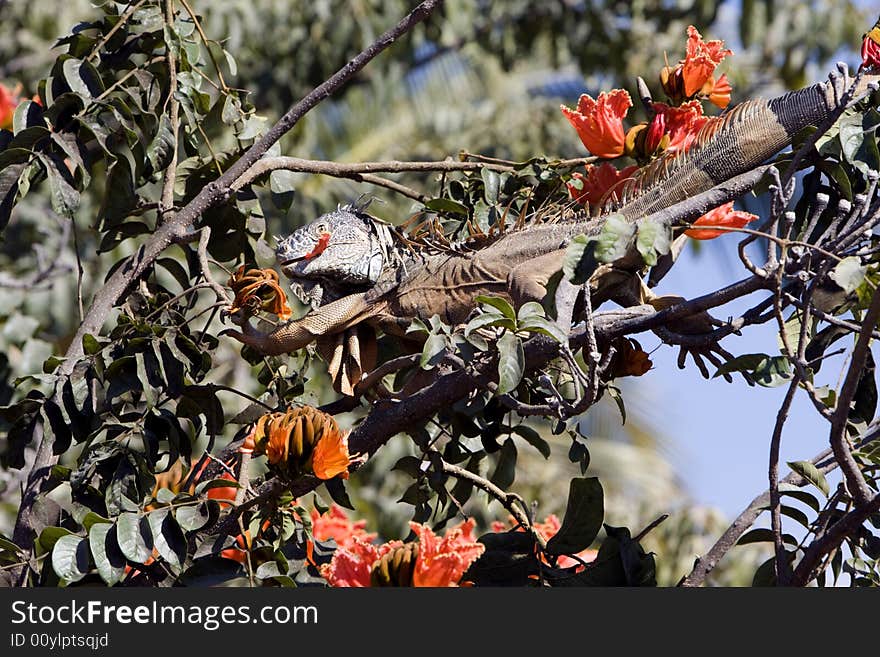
607;72;879;221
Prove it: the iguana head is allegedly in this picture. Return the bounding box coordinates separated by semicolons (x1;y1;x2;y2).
275;201;394;307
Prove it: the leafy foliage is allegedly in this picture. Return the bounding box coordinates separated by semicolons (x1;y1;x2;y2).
1;0;880;589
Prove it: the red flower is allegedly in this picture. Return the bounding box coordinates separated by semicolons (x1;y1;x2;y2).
681;25;732;97
561;89;632;158
705;73;732;109
0;83;21;131
685;202;757;240
311;428;351;480
320;519;483;587
320;536;398;587
645;111;667;154
567;163;638;206
652;101;709;154
410;519;484;587
862;22;880;69
311;505;376;548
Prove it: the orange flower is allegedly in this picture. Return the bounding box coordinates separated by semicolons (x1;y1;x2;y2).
560;89;632;158
704;73;732;109
567;163;638;206
206;471;239;509
410;520;484;587
252;407;350;480
320;536;398;587
320;519;483;587
311;505;376;547
681;25;732;97
685;202;757;240
652;101;709;154
254;411;291;466
0;82;21;130
311;428;351;480
227;265;292;321
644;111;667;154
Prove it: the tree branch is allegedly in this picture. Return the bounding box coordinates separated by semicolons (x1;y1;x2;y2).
679;423;880;587
827;286;880;508
11;0;445;575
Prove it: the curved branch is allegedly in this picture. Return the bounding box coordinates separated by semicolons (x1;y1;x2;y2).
231;156;515;191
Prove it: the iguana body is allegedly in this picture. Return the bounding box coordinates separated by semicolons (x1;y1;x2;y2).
226;73;878;392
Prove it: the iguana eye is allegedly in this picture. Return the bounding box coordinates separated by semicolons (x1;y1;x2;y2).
314;222;328;234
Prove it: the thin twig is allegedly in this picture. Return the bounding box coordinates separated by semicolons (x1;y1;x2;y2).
440;459;545;549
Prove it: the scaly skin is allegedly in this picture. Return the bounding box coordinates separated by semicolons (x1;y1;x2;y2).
225;70;880;362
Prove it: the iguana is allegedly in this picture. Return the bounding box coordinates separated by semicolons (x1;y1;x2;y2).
224;68;880;393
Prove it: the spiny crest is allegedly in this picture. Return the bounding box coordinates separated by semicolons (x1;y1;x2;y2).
599;98;773;214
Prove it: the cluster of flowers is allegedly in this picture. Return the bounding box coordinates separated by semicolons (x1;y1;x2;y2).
559;26;756;240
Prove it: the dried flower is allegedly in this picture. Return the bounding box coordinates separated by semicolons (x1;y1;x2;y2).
227;265;292;320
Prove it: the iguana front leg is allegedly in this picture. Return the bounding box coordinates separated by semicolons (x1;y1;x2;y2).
222;292;372;355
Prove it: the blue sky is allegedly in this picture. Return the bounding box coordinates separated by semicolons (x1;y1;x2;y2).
644;240;834;518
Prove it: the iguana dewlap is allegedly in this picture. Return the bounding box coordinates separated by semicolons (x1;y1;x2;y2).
225;71;880;393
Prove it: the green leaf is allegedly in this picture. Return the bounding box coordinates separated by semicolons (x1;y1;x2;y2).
269;170;296;212
787;460;830;496
512;424;551;459
221;95;242;126
594;214;635;264
61;57;104;99
420;333;448;370
563;234;596;285
481;168;501;205
89;523;126;586
38;526;73;553
193;477;240;496
38;153;80;217
475;295;516;321
147;509;186;568
146;114;176;174
817;160;853;201
737;528;797;546
175;501;216;532
713;353;792;387
778;483;821;512
496;331;524;395
324;477;355;510
52;535;89;583
545;477;604;556
154;487;176;504
518;315;567;344
490;438;517;490
635;219;671;267
829;256;866;294
464;311;514;337
82;334;103;356
116;513;153;564
424;197;469;216
12;100;45;134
